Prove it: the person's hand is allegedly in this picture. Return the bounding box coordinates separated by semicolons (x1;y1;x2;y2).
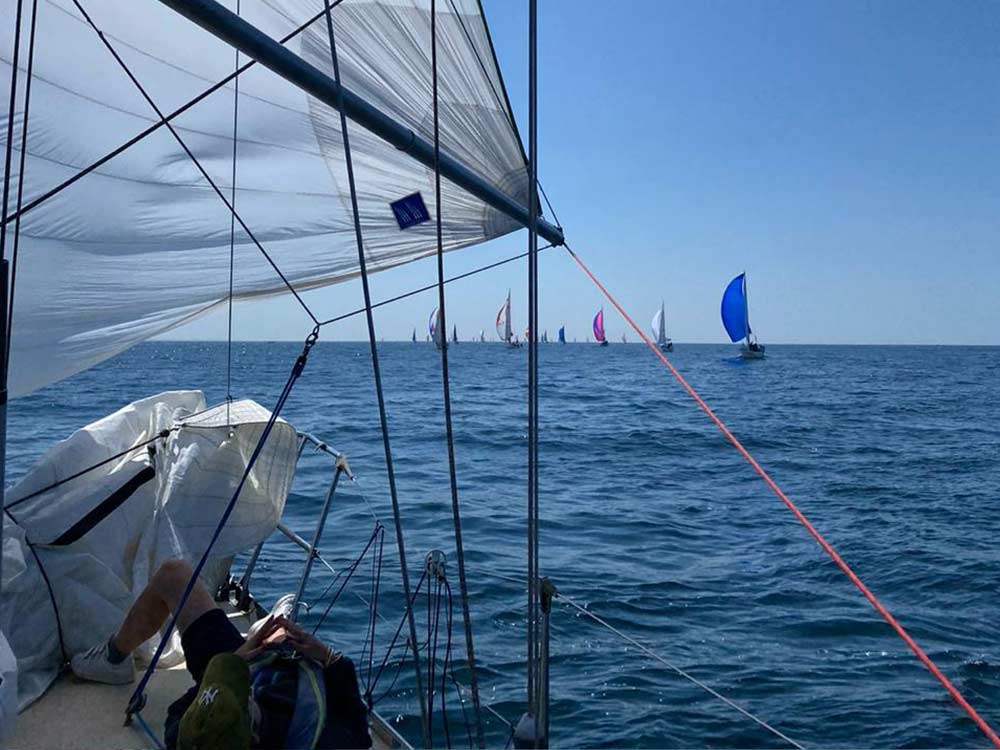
283;620;338;667
235;614;291;660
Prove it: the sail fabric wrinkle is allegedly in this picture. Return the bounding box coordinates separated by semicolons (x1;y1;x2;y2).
0;0;529;398
0;391;298;709
721;273;748;343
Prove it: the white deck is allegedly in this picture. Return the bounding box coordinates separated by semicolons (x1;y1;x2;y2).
3;608;408;749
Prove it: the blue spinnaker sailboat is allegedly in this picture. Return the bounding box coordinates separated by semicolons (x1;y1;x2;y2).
721;274;749;343
721;273;765;357
557;326;566;344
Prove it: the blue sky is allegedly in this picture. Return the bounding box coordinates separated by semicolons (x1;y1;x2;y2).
174;0;1000;344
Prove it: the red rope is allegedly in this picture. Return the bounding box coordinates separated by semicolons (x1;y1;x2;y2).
564;244;1000;748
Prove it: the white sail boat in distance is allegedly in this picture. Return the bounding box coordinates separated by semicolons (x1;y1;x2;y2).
496;290;521;347
651;301;673;352
429;307;444;350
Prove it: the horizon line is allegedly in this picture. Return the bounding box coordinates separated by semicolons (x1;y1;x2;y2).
151;339;1000;347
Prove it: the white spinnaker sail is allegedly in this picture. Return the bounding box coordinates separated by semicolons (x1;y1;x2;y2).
1;0;531;397
651;308;663;344
495;296;509;342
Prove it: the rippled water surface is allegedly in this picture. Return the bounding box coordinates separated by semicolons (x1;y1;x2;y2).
8;342;1000;748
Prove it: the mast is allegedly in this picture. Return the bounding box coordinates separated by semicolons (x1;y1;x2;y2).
505;289;513;344
743;272;751;343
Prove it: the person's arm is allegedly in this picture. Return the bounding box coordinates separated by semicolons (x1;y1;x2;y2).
283;623;372;749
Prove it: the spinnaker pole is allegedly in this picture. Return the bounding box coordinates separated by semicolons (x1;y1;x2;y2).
153;0;565;248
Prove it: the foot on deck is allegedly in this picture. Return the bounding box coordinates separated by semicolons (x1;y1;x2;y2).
70;642;135;685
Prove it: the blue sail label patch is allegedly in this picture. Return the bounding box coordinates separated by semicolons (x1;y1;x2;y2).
390;192;431;230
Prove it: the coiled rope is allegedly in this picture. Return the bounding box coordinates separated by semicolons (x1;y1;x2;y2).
563;242;1000;748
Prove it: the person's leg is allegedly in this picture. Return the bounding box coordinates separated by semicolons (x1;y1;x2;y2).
111;559;216;655
71;559;220;685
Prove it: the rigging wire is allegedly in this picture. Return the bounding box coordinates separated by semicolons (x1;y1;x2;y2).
429;1;486;745
4;429;173;511
426;577;444;748
0;0;23;266
225;0;241;427
5;0;38;372
440;579;455;749
316;244;554;328
368;568;429;704
363;522;384;695
0;2;344;231
525;0;542;742
562;241;1000;749
60;1;321;326
442;579;475;750
3;508;67;661
321;0;430;741
309;521;383;635
556;591;805;750
127;326;320;721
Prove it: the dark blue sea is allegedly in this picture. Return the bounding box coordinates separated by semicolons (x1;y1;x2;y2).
7;342;1000;748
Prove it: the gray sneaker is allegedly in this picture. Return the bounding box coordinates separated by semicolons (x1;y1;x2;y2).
246;593;298;640
70;642;135;685
270;593;297;621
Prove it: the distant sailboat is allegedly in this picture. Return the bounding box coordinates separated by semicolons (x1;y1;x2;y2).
651;301;673;352
479;329;485;343
593;308;609;346
541;330;548;343
558;326;566;344
411;328;417;343
496;290;521;347
429;307;444;350
721;272;765;359
451;324;458;344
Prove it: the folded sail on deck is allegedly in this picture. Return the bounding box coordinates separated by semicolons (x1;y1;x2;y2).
1;0;533;397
